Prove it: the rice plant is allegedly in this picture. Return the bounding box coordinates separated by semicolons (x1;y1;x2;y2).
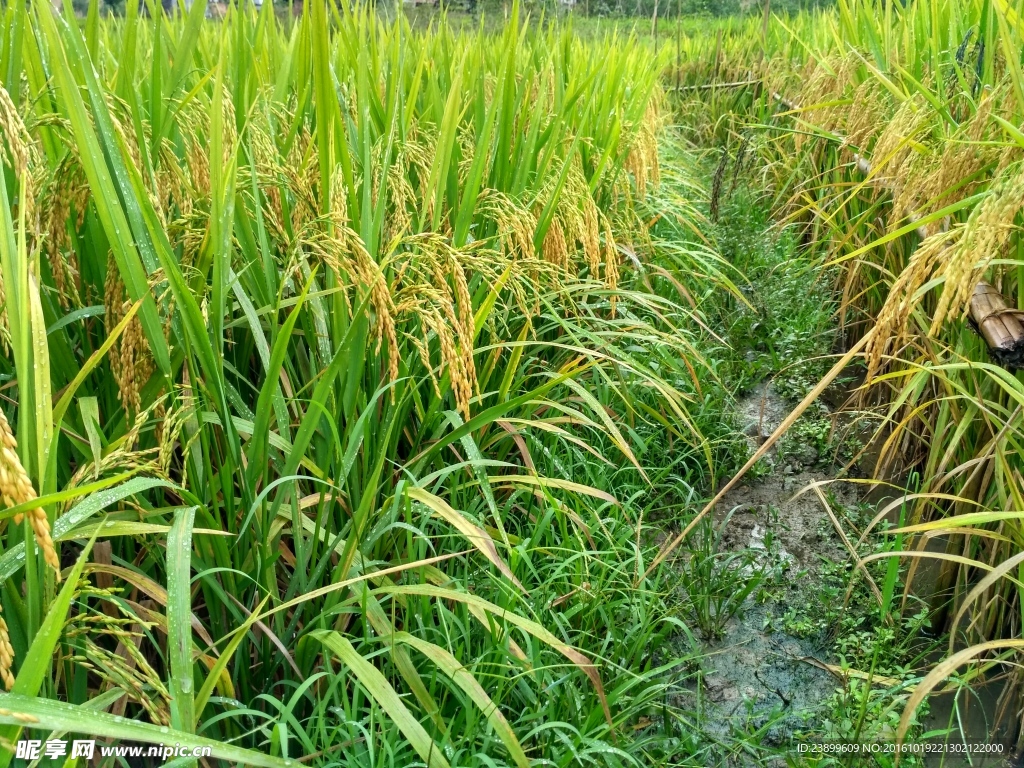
0;1;740;764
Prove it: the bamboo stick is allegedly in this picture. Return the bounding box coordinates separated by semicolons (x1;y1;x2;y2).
643;333;872;579
668;79;760;91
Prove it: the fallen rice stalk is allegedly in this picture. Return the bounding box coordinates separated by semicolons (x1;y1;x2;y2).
643;332;871;580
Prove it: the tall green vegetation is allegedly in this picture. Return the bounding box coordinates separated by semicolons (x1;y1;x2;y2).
671;0;1024;744
0;1;738;764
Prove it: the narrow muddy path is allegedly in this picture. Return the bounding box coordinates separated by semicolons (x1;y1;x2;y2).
690;347;1016;768
662;177;1018;766
675;379;862;762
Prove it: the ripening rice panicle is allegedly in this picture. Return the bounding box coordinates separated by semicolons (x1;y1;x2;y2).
0;603;13;690
884;88;973;223
866;226;962;378
384;154;415;246
795;57;843;137
929;167;1024;336
625;100;661;199
105;251;125;386
157;391;196;482
39;153;88;309
0;408;59;579
289;131;320;231
65;590;170;724
329;165;349;228
325;168;401;386
117;299;142;416
543;217;569;271
869;98;930;189
844;79;886;155
104;253;153;417
479;190;536;264
388;234;480;418
581;193;601;277
358;243;400;386
108;99;144;173
155;138;188;221
0;86;36;186
787;59;822;154
218;85;238;169
65;421;160;494
927;96;997;203
183;123;212;205
456;124;477;185
0;83;42;345
446;256;476;389
558;159;602;277
248;116;285;237
439;298;473;417
602;212;619;315
0;83;41;230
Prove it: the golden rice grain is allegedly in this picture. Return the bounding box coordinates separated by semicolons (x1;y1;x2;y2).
930;168;1024;335
0;606;14;690
0;409;60;579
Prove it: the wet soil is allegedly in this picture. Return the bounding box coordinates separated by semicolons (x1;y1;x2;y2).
678;381;1019;766
687;381;860;754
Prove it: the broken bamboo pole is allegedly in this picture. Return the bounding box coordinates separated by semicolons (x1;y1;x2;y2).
668;79;761;92
968;283;1024;368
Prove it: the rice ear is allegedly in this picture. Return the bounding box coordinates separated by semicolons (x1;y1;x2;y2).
0;409;59;580
0;605;14;690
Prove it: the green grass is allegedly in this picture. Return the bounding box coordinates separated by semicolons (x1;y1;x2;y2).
701;183;838;400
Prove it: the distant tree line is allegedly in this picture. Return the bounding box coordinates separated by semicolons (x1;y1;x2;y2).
475;0;834;18
59;0;834;20
563;0;833;17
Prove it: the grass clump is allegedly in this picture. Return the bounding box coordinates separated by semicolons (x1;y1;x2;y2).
707;186;837;400
676;515;768;640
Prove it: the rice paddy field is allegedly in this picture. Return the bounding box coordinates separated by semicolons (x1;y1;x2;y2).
1;0;1024;765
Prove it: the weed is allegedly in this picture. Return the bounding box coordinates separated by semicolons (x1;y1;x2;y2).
675;513;768;640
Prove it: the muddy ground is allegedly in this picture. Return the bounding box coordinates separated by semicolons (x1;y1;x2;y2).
676;382;1018;767
685;382;858;749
